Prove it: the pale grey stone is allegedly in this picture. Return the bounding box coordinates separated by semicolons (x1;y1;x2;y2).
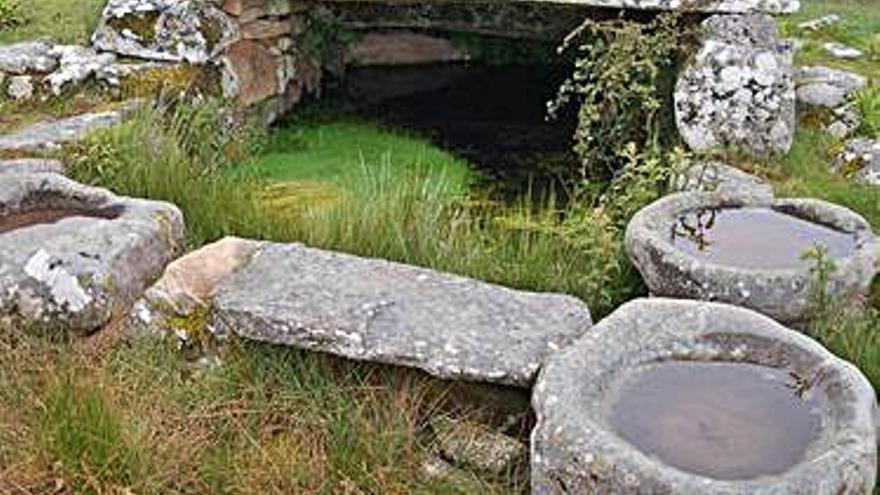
833;138;880;187
6;75;34;101
210;242;593;387
674;161;774;201
0;41;57;74
823;42;864;60
796;66;867;108
515;0;799;14
0;110;124;151
675;14;796;156
0;173;185;334
0;159;63;175
532;298;877;495
624;192;879;323
797;14;840;31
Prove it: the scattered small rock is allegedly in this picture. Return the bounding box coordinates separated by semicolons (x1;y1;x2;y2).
833;138;880;187
797;14;840;32
431;415;527;478
6;75;34;101
823;42;864;60
795;66;867;109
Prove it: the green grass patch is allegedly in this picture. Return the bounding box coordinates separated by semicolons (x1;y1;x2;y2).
779;0;880;80
0;0;104;45
234;120;473;195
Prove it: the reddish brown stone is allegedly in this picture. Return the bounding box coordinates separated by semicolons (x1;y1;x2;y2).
224;40;279;106
241;19;293;40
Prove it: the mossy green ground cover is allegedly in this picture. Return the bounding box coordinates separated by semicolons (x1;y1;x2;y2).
0;0;104;45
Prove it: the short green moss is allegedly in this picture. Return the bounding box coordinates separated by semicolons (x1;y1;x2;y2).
164;304;211;349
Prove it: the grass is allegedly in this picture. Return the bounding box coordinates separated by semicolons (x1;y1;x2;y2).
0;330;519;494
0;0;105;45
779;0;880;80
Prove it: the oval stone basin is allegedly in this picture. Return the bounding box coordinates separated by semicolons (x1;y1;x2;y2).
531;299;877;495
625;192;879;323
0;173;185;334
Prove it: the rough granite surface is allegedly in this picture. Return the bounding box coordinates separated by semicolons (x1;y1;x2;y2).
0;173;185;334
532;298;877;495
0;110;126;151
210;242;593;387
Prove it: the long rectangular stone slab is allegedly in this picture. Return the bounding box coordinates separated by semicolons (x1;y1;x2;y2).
210;242;593;387
321;0;800;14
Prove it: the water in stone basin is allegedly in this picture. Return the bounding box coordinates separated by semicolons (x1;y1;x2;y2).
0;205;125;235
609;361;825;480
671;207;858;270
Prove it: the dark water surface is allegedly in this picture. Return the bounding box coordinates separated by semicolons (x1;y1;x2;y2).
609;361;825;480
671;207;858;270
0;206;124;235
332;63;578;197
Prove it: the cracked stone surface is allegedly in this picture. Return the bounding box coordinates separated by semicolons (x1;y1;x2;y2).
532;298;877;495
0;173;185;334
624;192;878;323
210;242;593;387
795;66;867;109
675;14;796;156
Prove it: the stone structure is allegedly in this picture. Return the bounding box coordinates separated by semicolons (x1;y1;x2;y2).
0;173;185;334
625;192;878;323
675;14;796;157
532;298;877;495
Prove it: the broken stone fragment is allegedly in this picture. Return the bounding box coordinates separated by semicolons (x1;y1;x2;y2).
674;14;796;157
6;75;34;101
431;415;527;478
209;242;593;387
823;42;864;60
797;13;840;31
0;173;185;335
44;45;117;96
0;41;58;74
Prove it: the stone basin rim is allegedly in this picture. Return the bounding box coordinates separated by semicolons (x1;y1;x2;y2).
532;298;877;493
0;172;150;227
626;191;878;277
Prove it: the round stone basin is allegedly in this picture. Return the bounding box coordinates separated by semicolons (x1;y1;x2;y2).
625;192;878;323
531;299;877;495
0;173;185;334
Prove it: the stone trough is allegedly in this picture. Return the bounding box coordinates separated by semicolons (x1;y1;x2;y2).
0;173;184;334
532;298;877;495
625;192;878;323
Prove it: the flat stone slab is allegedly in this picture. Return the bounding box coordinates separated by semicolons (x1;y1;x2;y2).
532;298;876;495
210;242;593;387
0;173;185;334
0;111;124;152
795;66;867;109
328;0;799;14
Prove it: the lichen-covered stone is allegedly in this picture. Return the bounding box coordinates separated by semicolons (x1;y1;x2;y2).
6;75;34;101
823;42;863;60
92;0;237;63
833;138;880;187
0;173;185;334
210;242;593;387
625;192;878;323
0;41;57;74
532;298;877;495
675;14;796;156
432;415;527;478
44;45;117;96
795;66;867;109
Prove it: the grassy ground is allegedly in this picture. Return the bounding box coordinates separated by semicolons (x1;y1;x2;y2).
0;0;104;45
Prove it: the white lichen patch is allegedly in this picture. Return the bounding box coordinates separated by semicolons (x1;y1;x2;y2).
24;249;92;312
